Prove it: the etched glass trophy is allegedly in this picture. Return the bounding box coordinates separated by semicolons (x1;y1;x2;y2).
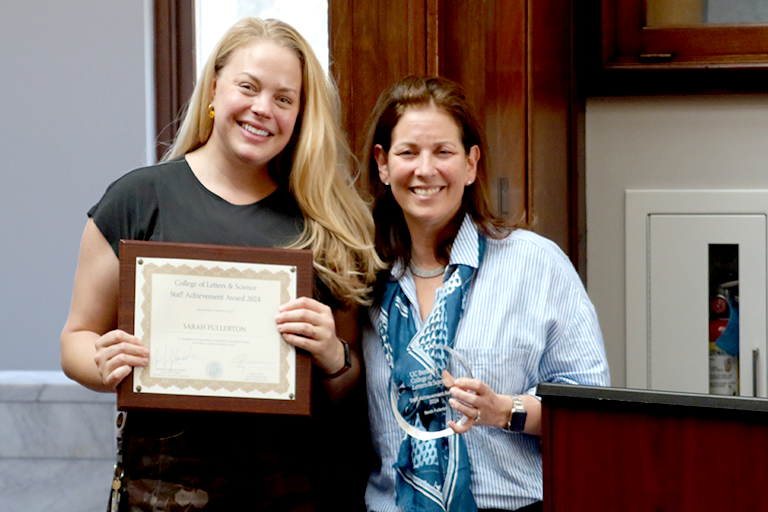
389;344;474;440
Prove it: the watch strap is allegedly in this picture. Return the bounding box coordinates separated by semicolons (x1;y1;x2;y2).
323;339;351;379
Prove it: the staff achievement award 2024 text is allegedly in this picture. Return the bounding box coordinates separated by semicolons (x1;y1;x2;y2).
117;240;313;416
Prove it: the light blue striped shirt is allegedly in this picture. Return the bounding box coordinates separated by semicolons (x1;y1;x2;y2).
364;218;610;511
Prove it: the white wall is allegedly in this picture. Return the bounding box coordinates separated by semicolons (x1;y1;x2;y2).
586;94;768;387
0;1;151;370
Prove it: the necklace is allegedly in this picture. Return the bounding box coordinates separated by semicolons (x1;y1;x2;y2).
409;261;446;279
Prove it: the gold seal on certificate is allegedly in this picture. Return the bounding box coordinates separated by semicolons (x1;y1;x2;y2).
117;240;313;416
389;345;474;440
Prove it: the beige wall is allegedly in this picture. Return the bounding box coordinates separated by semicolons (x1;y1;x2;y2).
585;94;768;386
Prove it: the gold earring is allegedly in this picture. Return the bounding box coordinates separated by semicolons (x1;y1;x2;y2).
208;104;215;119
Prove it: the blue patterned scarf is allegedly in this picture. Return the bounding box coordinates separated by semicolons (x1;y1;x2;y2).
376;230;485;512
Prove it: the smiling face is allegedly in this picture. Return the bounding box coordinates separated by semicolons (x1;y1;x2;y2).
207;40;302;172
375;106;479;238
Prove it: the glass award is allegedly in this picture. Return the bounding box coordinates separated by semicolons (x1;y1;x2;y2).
389;344;474;440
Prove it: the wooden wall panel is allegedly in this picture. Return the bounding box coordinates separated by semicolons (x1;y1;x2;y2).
440;0;528;224
529;0;573;253
330;0;427;186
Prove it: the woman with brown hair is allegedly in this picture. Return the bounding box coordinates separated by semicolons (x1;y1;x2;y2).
362;76;609;512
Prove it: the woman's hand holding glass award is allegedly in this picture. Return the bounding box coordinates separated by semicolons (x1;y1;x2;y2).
390;344;474;440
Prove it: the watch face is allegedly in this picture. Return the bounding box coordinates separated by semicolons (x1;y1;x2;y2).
511;411;527;432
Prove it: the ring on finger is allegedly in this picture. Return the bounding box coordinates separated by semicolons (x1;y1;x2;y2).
475;409;482;424
312;326;317;338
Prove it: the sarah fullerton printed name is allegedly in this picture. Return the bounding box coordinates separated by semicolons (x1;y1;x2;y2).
182;323;247;333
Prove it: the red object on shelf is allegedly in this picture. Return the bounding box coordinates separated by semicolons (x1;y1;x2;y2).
709;318;728;344
711;295;728;315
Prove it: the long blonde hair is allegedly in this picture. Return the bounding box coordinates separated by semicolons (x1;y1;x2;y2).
165;17;383;305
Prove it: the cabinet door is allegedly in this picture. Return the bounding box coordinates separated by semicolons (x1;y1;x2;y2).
602;0;768;69
649;214;766;396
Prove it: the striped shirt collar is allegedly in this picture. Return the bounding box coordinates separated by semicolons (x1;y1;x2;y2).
390;215;481;278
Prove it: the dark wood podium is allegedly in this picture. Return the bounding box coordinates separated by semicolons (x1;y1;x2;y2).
539;383;768;512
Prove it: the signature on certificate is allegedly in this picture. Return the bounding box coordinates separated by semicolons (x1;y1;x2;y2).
153;345;199;372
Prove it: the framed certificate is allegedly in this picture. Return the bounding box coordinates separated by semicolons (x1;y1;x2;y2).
117;240;313;416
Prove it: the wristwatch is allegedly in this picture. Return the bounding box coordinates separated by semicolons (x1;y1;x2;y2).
505;395;527;432
323;339;351;379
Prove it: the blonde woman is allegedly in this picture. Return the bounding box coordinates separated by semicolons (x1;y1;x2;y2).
61;17;381;511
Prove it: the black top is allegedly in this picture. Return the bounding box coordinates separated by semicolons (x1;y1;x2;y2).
88;158;370;511
89;157;304;256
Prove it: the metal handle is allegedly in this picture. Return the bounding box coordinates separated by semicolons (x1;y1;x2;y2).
498;177;509;216
638;53;674;63
753;348;760;397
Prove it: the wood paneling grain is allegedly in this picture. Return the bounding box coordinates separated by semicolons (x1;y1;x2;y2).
154;0;195;161
545;396;768;511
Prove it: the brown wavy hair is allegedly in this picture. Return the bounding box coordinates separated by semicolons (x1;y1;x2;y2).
363;75;513;270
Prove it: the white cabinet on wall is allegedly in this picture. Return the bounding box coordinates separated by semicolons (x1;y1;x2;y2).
626;190;768;397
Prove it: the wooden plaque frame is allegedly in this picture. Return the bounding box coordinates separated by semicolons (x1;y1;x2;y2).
117;240;313;416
